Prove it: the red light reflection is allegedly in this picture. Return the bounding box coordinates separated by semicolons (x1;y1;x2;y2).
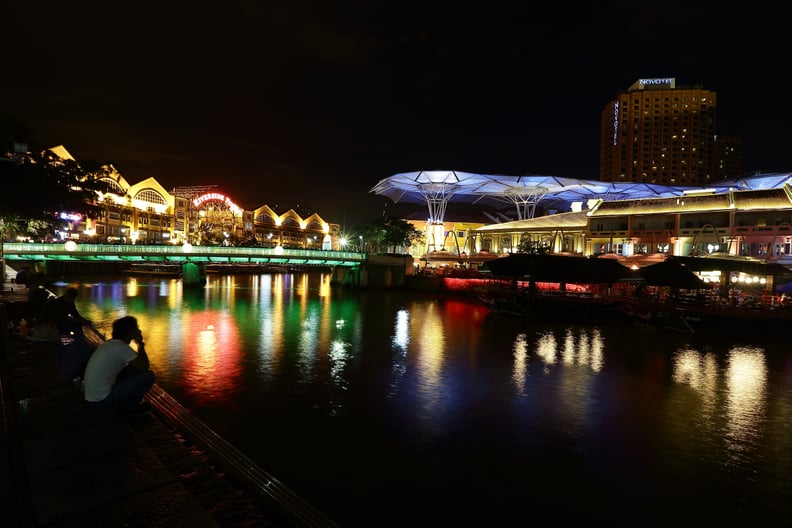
180;309;242;405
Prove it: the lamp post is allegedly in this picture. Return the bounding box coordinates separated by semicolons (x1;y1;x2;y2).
359;235;364;254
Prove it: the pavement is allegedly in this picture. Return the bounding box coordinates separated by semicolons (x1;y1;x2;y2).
0;262;340;528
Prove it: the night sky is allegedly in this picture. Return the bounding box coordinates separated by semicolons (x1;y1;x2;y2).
2;2;790;225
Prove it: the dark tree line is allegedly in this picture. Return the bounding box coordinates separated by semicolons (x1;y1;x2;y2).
1;113;108;240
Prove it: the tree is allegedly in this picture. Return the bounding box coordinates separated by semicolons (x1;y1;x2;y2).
361;216;424;254
517;234;551;254
0;116;109;240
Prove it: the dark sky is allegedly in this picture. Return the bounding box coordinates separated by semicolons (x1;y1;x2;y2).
2;1;790;225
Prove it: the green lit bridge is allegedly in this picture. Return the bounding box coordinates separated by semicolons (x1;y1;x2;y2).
1;243;413;288
0;242;365;267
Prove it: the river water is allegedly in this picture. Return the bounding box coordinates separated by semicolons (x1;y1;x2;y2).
58;272;792;526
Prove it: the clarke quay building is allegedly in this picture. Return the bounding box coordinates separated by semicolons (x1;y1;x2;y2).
24;146;342;251
372;79;791;270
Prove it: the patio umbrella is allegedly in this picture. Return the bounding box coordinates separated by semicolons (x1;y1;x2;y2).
637;259;708;290
480;253;634;284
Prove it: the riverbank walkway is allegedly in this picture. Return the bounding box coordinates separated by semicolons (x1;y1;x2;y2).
1;263;341;527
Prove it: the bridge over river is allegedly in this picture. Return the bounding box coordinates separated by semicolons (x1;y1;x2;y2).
1;243;412;288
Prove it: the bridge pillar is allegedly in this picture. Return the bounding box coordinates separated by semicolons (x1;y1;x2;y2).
182;262;207;288
331;266;343;285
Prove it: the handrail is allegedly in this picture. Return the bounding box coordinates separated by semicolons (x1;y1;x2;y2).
146;384;341;528
1;242;365;265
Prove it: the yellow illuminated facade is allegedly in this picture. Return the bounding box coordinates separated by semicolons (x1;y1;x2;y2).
471;185;792;264
49;147;341;249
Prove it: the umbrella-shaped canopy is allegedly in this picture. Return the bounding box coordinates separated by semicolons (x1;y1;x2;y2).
479;253;634;284
369;170;724;221
637;259;709;290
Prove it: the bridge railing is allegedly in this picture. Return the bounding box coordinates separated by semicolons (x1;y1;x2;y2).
1;242;365;263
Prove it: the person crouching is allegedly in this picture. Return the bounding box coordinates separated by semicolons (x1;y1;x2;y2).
83;315;155;416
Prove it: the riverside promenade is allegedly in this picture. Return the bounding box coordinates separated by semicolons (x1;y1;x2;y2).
0;264;341;527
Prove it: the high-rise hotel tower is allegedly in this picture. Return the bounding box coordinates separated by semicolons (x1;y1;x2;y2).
599;78;741;186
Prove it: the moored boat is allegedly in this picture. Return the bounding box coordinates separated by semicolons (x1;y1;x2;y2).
122;263;183;277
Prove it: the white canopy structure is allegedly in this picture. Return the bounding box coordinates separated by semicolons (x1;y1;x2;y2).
370;170;792;224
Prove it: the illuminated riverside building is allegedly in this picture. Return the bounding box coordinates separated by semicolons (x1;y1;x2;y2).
372;171;792;267
472;184;792;262
599;78;741;186
48;147;340;249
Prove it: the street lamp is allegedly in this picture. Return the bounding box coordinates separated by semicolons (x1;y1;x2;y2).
359;235;364;254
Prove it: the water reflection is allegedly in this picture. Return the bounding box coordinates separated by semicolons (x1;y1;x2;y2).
52;275;792;525
725;347;767;458
511;333;528;395
389;309;409;397
180;310;242;404
671;343;768;467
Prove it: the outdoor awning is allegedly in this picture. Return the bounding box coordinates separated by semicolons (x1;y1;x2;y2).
479;253;634;284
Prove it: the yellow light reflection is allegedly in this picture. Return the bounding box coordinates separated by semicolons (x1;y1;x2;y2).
671;347;719;423
562;329;576;365
511;333;528;395
725;347;767;455
414;302;444;397
589;329;604;372
126;278;139;297
672;347;718;393
535;331;558;370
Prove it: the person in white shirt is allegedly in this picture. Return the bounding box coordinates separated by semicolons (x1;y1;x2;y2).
83;315;155;415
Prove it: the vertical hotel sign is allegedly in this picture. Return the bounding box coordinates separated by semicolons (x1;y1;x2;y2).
613;101;619;146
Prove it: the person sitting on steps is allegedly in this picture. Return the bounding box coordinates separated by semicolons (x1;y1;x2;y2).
38;287;91;328
83;315;156;416
38;287;96;379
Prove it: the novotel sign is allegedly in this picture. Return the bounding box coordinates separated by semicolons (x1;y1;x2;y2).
193;192;239;209
633;77;675;90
